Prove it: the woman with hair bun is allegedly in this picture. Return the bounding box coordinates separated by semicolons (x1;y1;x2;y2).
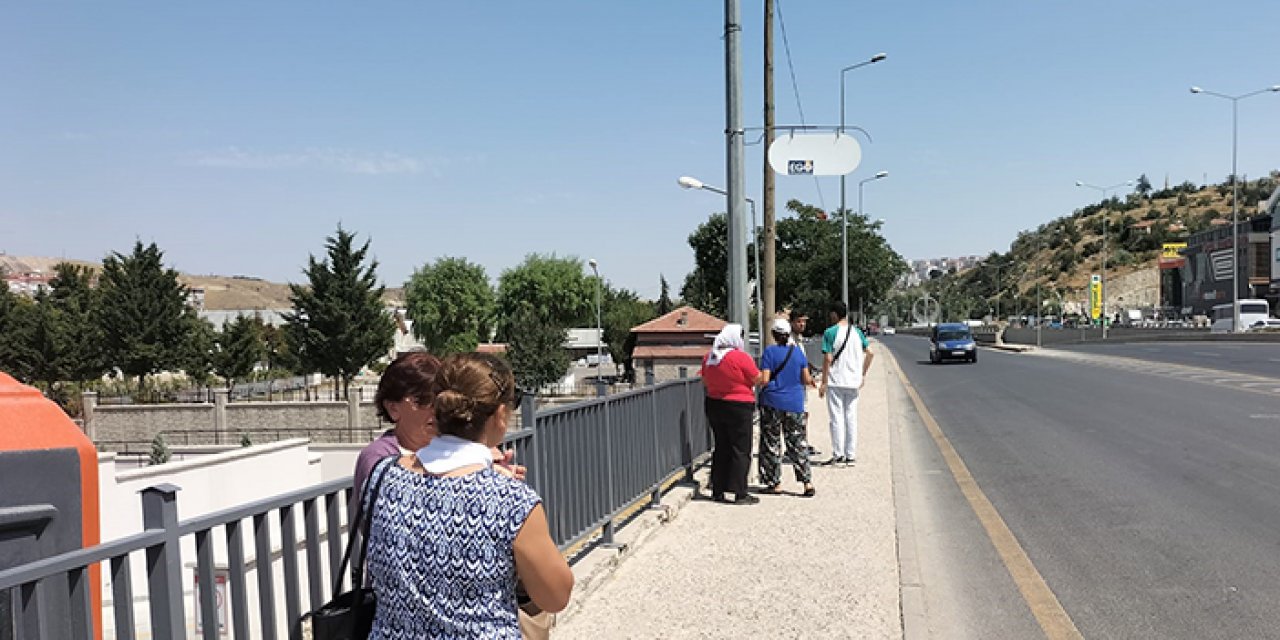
363;352;573;638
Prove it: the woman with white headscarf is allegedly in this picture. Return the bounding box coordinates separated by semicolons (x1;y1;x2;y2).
699;323;762;505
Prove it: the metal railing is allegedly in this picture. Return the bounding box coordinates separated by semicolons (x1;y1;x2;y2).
1;374;711;639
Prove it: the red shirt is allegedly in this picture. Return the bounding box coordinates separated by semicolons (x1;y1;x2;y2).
700;349;759;403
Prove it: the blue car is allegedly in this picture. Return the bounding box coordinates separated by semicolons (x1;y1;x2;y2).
929;323;977;364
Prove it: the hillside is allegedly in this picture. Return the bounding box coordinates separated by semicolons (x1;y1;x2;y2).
1;255;405;310
903;173;1279;319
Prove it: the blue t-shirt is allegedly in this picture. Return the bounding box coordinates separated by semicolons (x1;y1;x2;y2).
758;344;806;413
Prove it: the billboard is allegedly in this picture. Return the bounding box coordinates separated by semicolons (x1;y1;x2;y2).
1159;242;1187;269
767;133;862;176
1089;275;1102;320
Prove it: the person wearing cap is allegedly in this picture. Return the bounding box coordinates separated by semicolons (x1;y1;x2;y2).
757;318;817;497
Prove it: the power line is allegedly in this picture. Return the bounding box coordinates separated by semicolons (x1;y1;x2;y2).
775;0;826;211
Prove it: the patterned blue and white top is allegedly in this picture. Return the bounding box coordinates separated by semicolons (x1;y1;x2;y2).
364;458;542;639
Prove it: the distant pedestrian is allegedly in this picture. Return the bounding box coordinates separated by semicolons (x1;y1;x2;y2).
757;319;816;497
700;323;761;505
819;301;873;466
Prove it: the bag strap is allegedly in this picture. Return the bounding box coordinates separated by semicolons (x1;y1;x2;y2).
332;455;395;595
766;346;795;389
831;326;853;363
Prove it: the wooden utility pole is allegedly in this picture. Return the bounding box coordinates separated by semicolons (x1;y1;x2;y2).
762;0;777;323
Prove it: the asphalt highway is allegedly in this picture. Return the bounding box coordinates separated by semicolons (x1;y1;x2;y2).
1049;341;1280;380
881;335;1280;639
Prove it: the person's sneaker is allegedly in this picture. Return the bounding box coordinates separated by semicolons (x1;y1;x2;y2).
842;457;856;467
734;494;761;505
821;456;845;466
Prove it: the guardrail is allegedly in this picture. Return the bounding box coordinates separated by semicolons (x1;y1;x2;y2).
0;375;711;639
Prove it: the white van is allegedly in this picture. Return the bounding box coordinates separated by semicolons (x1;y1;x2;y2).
1210;299;1271;333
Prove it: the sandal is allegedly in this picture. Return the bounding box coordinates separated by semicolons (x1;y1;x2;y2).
802;486;816;498
759;485;782;495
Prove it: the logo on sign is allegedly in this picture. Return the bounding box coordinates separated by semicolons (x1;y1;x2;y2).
787;160;814;175
1161;243;1187;259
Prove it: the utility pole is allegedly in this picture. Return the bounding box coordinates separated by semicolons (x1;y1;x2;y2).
724;0;749;330
761;0;776;325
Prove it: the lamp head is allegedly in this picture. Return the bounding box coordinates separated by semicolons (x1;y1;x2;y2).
870;52;887;63
677;176;703;190
1189;86;1203;94
1270;85;1280;92
875;170;889;179
1075;180;1084;187
588;258;598;270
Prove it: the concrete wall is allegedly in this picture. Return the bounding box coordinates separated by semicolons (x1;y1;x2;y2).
646;359;702;383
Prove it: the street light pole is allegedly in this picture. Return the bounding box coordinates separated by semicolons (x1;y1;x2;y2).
1190;84;1280;333
678;176;764;355
724;0;749;331
847;171;888;313
1075;179;1133;339
838;53;887;310
588;259;603;375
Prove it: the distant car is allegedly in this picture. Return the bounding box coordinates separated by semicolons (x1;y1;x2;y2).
929;323;977;364
1247;318;1280;331
881;326;896;335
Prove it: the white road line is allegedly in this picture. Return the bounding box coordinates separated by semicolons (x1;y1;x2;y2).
1192;352;1220;357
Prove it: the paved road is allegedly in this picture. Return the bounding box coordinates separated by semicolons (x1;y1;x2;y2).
880;335;1280;639
1049;341;1280;380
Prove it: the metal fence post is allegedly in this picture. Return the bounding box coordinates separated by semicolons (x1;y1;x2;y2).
679;367;695;484
649;382;662;507
521;394;539;492
601;395;617;547
141;484;187;640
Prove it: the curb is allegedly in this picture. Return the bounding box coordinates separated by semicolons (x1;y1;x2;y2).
554;469;710;626
879;348;928;640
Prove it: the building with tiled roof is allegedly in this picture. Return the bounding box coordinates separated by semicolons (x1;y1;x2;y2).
630;306;726;382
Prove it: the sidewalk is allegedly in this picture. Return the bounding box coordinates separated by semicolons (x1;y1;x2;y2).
554;344;901;639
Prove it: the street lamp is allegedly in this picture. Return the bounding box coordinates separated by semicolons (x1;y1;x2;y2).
588;258;603;380
1075;179;1133;339
678;176;764;354
1190;84;1280;333
838;52;887;309
845;171;888;315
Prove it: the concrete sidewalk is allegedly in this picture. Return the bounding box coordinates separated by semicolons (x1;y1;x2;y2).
555;344;901;639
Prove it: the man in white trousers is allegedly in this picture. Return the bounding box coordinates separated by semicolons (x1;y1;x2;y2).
819;301;873;466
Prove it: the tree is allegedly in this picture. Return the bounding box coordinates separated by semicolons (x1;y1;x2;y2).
404;257;496;354
0;288;37;383
656;275;674;315
48;263;108;385
215;314;267;389
178;316;218;386
261;323;299;374
679;213;729;318
148;433;171;465
505;307;570;391
284;226;394;399
96;241;195;391
601;285;656;377
1136;174;1153;198
495;254;594;339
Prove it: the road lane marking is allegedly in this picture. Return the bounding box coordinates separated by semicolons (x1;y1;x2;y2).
888;356;1084;640
1192;352;1220;357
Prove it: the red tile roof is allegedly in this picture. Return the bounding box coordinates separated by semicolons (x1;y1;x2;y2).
632;345;709;360
630;306;727;334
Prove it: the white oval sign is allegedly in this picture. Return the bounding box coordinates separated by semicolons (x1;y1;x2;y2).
768;133;862;177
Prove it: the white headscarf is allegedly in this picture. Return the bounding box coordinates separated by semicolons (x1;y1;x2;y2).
706;323;746;366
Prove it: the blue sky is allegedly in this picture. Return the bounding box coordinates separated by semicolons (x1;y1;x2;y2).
3;1;1279;300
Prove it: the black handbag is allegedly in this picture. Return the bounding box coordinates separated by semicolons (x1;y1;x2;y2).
301;456;394;640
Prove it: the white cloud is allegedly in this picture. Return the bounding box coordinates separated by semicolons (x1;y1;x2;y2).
186;147;436;175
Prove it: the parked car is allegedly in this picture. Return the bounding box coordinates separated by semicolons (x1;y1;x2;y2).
881;326;896;335
929;323;977;364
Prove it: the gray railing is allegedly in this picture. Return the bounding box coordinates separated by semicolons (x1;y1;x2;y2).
1;375;710;639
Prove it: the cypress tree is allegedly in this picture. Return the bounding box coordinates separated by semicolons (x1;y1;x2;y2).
284;226;393;399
